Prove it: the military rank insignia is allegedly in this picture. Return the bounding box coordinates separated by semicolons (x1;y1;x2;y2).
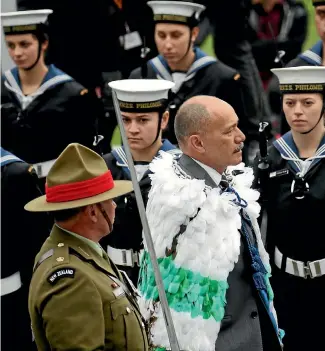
47;268;75;284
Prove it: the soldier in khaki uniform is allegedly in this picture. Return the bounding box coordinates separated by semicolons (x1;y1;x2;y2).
25;143;149;351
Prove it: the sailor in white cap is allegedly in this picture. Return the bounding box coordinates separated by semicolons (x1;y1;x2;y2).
1;10;99;182
254;66;325;351
129;1;246;148
101;79;181;284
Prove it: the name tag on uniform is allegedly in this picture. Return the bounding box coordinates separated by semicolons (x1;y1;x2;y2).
122;31;142;50
269;169;289;178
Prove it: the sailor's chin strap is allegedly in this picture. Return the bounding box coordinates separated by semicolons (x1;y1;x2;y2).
24;40;42;71
172;17;198;65
301;97;325;135
24;28;48;71
150;101;169;146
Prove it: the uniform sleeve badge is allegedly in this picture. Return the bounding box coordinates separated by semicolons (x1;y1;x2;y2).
47;267;75;285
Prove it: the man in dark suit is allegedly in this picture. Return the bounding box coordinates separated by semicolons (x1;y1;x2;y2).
137;96;284;351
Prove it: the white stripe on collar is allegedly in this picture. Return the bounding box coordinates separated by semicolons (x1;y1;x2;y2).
277;137;325;176
152;55;216;93
114;147;128;167
302;50;322;65
151;57;172;81
4;72;72;110
187;56;216;76
4;70;21;92
0;154;21;163
276;138;301;170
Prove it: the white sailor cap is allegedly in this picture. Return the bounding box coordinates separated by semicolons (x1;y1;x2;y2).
109;79;175;112
147;1;205;26
271;66;325;94
1;10;52;35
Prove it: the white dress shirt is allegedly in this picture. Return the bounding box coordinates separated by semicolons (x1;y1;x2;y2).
191;158;222;186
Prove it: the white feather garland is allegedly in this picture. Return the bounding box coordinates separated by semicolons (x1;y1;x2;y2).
139;152;272;350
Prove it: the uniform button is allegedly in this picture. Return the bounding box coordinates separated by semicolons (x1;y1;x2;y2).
126;307;131;314
251;311;258;319
141;322;145;328
56;257;64;262
57;243;64;247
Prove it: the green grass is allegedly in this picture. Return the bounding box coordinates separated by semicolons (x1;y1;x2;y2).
111;0;320;147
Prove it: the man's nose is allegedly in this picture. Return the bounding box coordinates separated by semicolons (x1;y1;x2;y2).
235;128;246;143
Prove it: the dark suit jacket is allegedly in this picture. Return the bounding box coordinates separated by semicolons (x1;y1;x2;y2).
177;154;282;351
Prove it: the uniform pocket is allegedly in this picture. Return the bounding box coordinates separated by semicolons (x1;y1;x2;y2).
110;296;146;350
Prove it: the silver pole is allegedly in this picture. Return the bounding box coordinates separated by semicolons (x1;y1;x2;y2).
112;90;180;351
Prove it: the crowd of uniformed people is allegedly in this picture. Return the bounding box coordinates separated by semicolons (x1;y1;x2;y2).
1;0;325;350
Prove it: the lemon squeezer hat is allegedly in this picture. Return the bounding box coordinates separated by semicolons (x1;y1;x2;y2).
25;143;133;212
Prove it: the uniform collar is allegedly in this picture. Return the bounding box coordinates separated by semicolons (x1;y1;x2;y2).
273;131;325;176
149;47;217;93
298;40;323;66
111;139;181;179
3;64;73;110
55;224;103;257
49;225;118;277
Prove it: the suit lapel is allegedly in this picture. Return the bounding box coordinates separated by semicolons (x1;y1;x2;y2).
177;154;217;188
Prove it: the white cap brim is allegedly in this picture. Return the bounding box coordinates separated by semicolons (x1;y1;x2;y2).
1;10;53;27
109;79;175;103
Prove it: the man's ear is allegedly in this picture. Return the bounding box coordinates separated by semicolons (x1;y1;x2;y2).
87;205;98;223
188;134;205;153
161;110;170;130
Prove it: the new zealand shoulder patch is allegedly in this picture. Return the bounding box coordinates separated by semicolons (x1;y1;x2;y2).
48;267;75;285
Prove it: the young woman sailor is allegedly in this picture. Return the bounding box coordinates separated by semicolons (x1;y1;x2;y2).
1;10;98;179
129;1;248;149
254;66;325;351
101;79;181;285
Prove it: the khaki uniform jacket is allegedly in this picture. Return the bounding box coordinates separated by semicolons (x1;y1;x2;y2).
29;225;149;351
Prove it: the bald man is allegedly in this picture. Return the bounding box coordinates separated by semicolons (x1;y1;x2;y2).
138;96;284;351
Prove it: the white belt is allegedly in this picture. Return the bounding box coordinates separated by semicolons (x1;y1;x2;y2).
33;159;56;178
107;245;141;267
274;246;325;279
1;271;22;296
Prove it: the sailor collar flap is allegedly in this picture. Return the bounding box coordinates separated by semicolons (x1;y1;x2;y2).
273;131;325;177
149;48;216;93
111;140;182;179
3;64;73;110
299;40;323;66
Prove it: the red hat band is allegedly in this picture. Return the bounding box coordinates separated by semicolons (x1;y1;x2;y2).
46;171;114;203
